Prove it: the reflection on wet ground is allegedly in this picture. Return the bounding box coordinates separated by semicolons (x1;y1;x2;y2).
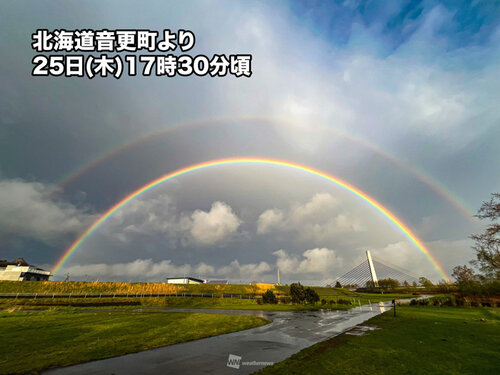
45;302;394;375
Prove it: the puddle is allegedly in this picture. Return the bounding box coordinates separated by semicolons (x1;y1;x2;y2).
345;324;380;336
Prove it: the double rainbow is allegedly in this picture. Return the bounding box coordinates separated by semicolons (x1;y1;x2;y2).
52;157;450;281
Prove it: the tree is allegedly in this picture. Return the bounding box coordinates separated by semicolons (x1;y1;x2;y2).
262;289;278;304
418;277;434;288
378;278;400;290
451;265;475;284
334;281;342;288
470;193;500;279
290;282;305;304
365;280;376;288
304;288;320;304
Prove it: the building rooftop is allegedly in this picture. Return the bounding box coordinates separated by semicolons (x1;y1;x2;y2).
166;277;206;283
0;257;30;267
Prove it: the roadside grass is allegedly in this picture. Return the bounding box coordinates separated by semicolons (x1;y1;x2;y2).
257;306;500;375
0;309;269;374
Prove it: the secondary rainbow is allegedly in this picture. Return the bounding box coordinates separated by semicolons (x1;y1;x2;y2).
52;157;450;281
51;116;474;220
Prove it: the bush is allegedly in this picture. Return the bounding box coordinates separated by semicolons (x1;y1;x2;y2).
337;299;351;305
262;289;278;304
321;299;327;305
458;279;500;296
378;278;400;290
418;298;429;306
290;283;306;304
304;288;320;304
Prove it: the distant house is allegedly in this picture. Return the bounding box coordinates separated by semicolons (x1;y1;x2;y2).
0;258;52;281
207;280;228;285
166;277;206;284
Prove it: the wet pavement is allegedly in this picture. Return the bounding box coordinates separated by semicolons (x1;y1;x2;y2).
44;302;392;375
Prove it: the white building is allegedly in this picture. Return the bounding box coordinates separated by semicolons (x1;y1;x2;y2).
166;277;206;284
0;258;52;281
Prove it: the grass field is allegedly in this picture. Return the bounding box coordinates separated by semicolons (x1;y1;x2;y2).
0;296;354;311
0;281;415;298
0;292;416;312
257;306;500;375
0;281;417;314
0;280;275;295
0;309;269;374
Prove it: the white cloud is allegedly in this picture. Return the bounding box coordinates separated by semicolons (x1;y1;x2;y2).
273;247;342;274
103;198;242;247
257;208;284;234
217;259;272;281
370;238;474;282
198;1;499;153
0;179;98;245
58;258;272;282
186;201;242;246
257;193;365;243
59;259;191;280
106;193;179;241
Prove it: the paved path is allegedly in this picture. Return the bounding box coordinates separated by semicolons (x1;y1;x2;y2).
44;303;392;375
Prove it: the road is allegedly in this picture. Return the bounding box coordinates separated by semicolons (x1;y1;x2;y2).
44;302;392;375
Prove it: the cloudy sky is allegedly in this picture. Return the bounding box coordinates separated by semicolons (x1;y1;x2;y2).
0;0;499;284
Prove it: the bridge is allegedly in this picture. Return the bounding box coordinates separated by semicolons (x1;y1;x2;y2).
327;250;418;288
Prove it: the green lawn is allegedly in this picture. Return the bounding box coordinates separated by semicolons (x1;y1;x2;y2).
258;306;500;375
0;310;269;374
1;295;407;311
0;290;415;312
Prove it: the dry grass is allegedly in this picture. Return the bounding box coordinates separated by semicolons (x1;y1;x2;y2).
0;281;276;295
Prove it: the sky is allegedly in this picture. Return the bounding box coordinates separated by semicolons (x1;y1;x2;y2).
0;0;499;284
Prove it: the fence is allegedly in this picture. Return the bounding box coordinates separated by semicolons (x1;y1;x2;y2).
0;292;290;300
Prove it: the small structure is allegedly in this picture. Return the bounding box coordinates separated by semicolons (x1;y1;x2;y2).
0;258;52;281
166;277;206;284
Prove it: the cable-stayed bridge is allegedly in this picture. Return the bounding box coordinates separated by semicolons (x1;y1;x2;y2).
326;250;418;288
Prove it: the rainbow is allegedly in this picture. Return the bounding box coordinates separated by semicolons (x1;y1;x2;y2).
51;116;474;220
52;157;450;281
